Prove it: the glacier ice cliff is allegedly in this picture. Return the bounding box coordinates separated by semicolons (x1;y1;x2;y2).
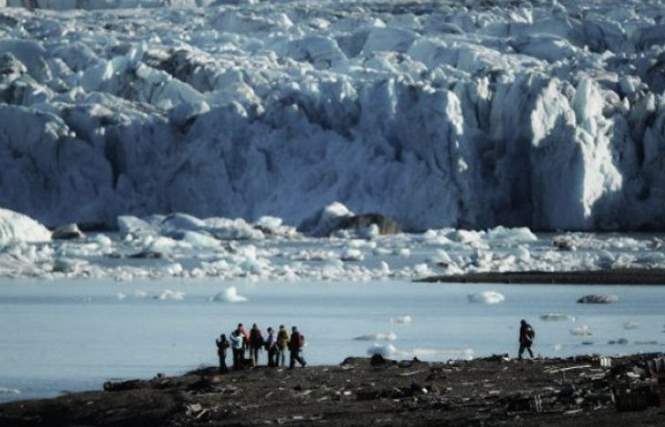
1;0;665;231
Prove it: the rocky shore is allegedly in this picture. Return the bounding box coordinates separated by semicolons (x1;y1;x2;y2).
2;354;665;426
417;269;665;285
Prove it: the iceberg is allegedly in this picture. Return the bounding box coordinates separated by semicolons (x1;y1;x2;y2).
0;208;51;246
211;286;248;303
467;291;505;304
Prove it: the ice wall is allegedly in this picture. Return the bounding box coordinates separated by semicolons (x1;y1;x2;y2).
1;0;665;231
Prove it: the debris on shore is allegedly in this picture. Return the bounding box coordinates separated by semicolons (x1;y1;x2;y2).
2;354;665;426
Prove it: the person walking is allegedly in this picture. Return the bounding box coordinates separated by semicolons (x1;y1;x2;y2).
518;319;535;359
230;328;245;370
288;326;306;369
276;325;289;367
249;323;264;367
264;327;278;367
215;333;230;373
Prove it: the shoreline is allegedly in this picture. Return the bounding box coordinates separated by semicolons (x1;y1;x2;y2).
416;268;665;285
2;354;664;426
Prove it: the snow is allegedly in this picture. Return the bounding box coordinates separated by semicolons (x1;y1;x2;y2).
0;1;664;231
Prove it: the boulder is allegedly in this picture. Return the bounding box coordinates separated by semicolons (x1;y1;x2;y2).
335;213;401;236
52;223;85;240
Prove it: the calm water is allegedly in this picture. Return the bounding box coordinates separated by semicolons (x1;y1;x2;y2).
1;278;664;402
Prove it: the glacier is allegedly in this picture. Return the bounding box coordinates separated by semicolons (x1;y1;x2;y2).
0;0;664;231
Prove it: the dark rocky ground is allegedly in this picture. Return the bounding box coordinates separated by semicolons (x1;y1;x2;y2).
1;354;665;426
417;269;665;285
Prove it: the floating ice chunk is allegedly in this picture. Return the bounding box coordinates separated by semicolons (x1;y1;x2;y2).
553;344;563;351
94;234;112;247
161;213;207;234
133;290;148;299
570;325;592;336
0;208;51;246
487;227;538;243
390;315;412;324
205;218;264;240
395;248;411;257
540;313;576;322
467;291;505;304
577;294;619;304
413;263;433;278
623;321;639;330
341;248;364;262
116;292;127;301
181;231;220;249
156;290;185;301
52;257;87;273
117;216;158;238
366;343;397;357
211;286;248;303
353;332;396;341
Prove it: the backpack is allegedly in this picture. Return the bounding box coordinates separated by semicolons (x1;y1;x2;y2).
298;334;305;348
526;326;535;341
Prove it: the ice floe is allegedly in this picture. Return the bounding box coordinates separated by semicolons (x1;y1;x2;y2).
570;325;592;336
467;291;505;304
540;313;576;322
390;315;413;325
353;332;397;342
211;286;248;303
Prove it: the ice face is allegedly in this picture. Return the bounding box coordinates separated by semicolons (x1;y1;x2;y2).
0;1;664;231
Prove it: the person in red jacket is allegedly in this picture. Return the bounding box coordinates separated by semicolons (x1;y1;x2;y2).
288;326;306;369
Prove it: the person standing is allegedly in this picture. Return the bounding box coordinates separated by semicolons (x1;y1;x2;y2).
237;323;249;358
249;323;264;367
230;328;244;370
276;325;289;367
264;327;278;367
288;326;306;369
215;333;230;373
518;319;535;359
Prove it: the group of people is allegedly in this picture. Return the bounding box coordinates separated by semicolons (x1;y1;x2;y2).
214;319;536;373
215;323;306;372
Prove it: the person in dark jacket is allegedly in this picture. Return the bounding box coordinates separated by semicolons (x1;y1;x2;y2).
249;323;264;367
264;327;278;367
215;334;230;373
288;326;306;369
518;319;535;359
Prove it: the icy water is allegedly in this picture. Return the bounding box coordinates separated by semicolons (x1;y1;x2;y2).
0;279;664;402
